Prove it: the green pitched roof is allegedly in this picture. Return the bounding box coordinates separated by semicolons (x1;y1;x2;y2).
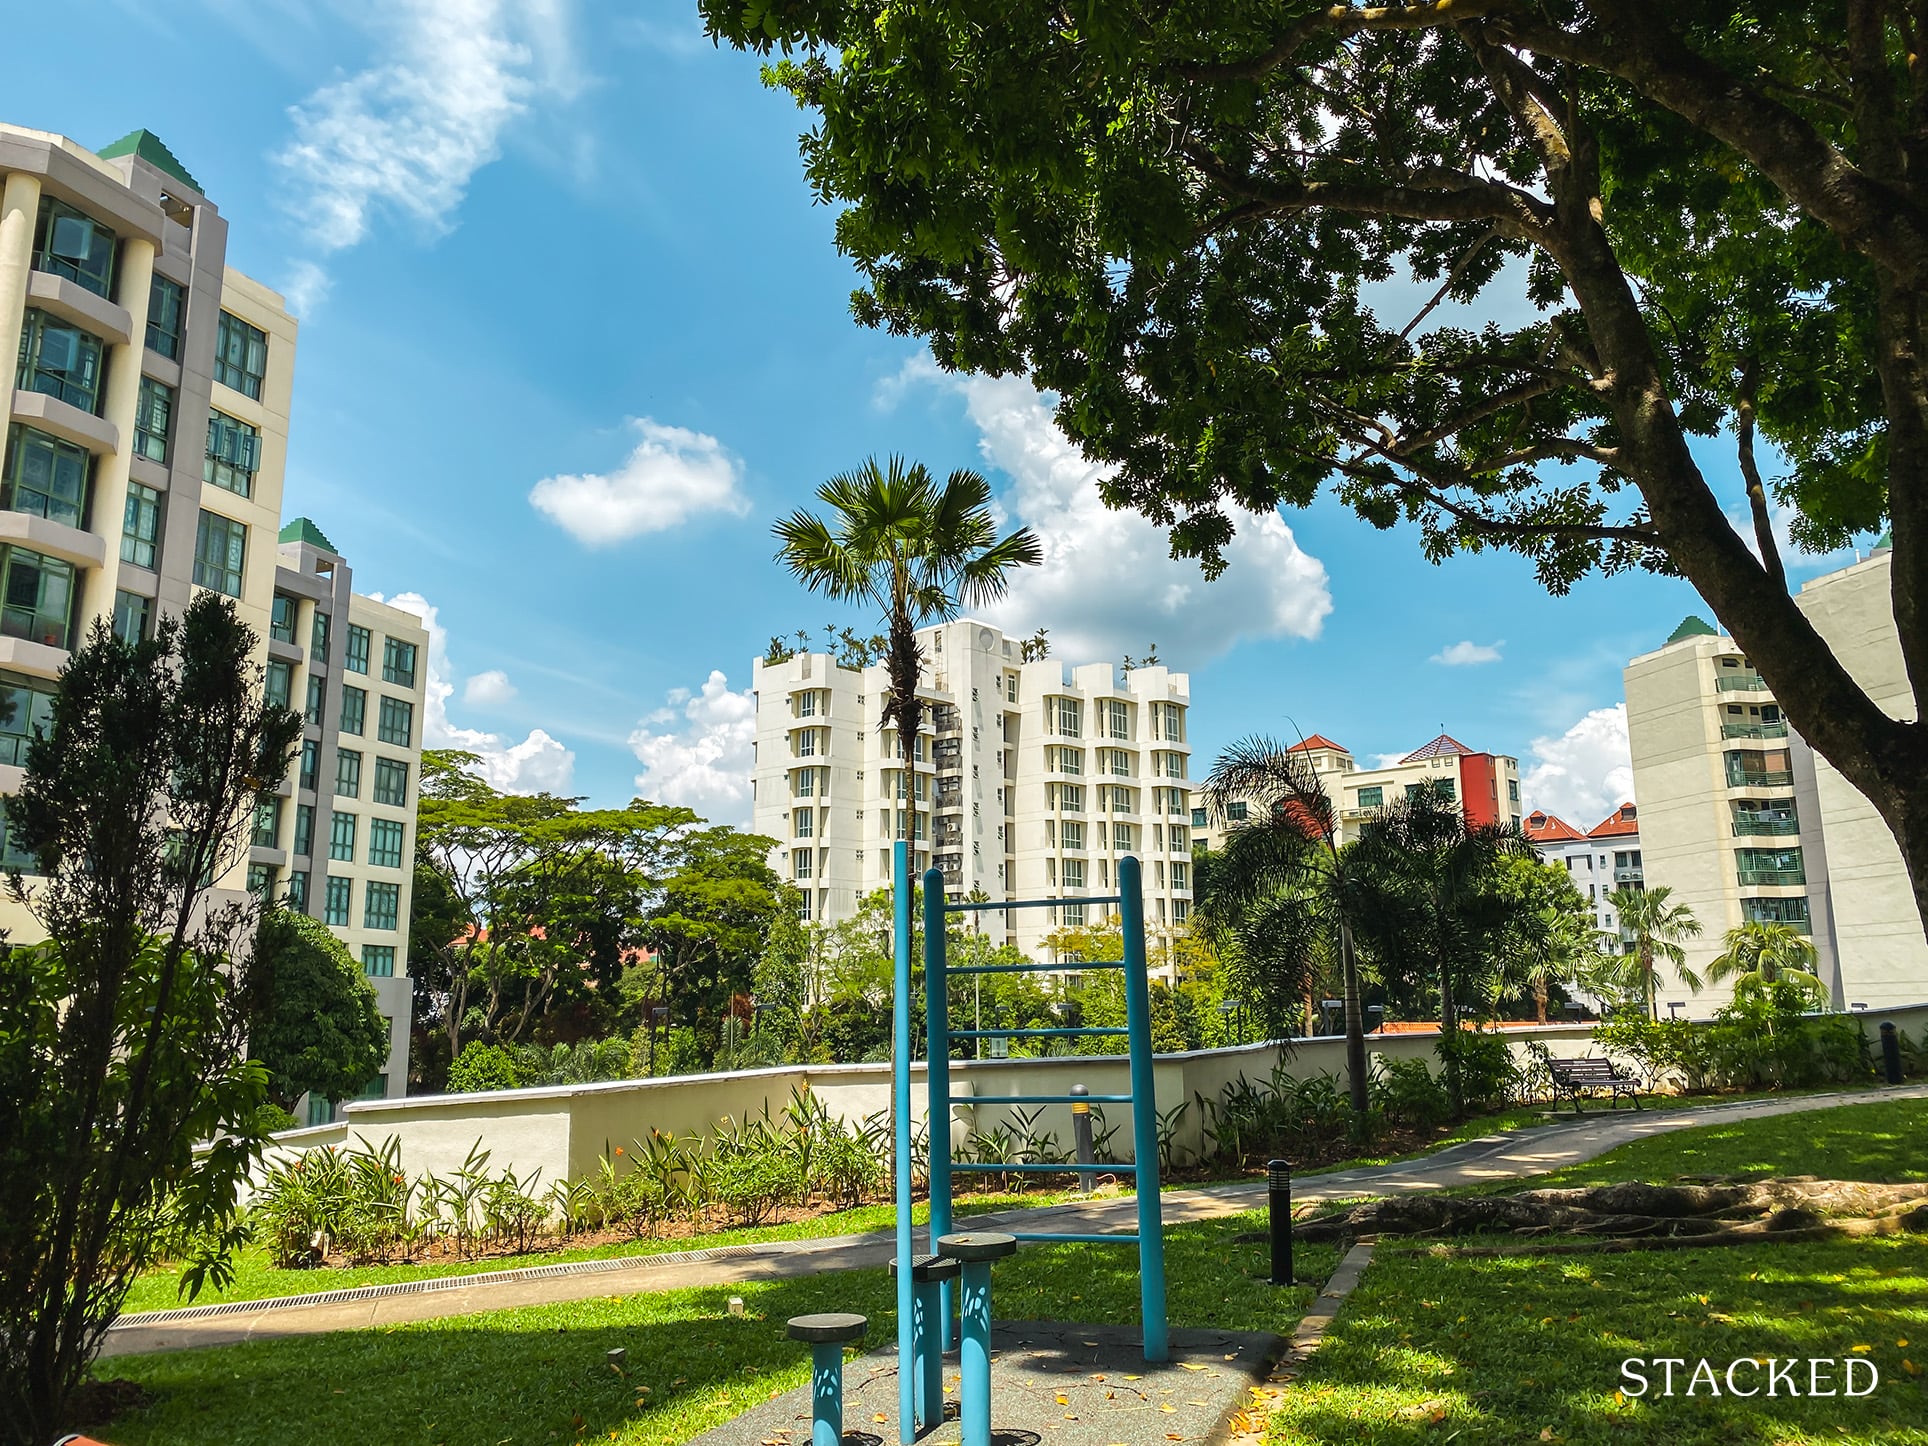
1874;528;1893;552
96;131;201;193
278;517;338;554
1667;615;1718;644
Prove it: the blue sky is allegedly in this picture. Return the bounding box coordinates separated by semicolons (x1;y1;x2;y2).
12;1;1871;830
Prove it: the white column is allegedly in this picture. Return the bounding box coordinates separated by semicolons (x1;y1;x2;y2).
0;171;45;444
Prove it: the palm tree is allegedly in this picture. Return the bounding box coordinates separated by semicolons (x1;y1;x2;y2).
774;457;1041;863
1706;920;1825;1003
1200;736;1372;1126
1603;885;1703;1019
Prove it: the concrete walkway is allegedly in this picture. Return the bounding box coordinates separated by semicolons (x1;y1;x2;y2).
102;1083;1927;1360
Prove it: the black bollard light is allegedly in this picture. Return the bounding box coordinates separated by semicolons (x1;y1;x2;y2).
1881;1022;1905;1085
1070;1083;1096;1193
1268;1158;1294;1286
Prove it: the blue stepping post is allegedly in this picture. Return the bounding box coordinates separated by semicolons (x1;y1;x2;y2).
939;1232;1017;1446
892;1253;960;1429
788;1312;867;1446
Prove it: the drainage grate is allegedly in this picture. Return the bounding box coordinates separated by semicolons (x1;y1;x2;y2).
112;1244;763;1329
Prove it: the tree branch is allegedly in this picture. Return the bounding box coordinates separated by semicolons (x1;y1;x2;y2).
1185;144;1554;236
1734;358;1787;590
1173;0;1523;82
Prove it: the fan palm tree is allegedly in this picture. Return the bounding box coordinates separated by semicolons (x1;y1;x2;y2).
1706;920;1825;1002
1603;885;1703;1019
1200;736;1372;1125
774;457;1041;859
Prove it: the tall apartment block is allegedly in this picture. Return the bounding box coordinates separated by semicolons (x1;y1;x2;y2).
751;620;1196;964
1626;545;1928;1011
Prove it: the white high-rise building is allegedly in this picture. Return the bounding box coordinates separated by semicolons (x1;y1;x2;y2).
751;620;1196;963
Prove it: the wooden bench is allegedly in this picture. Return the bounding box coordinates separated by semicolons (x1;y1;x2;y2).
1547;1056;1642;1113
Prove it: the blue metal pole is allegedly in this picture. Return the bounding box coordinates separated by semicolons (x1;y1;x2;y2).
1118;855;1170;1363
917;1279;945;1426
958;1260;993;1446
811;1342;844;1446
922;868;955;1353
892;840;916;1442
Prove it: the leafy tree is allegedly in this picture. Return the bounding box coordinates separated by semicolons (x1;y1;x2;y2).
706;0;1928;952
0;596;300;1441
1603;885;1705;1019
1491;856;1602;1023
445;1041;521;1093
248;907;389;1112
644;825;790;1049
1706;919;1826;1003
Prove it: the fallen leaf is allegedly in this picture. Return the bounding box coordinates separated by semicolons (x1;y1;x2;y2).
1178;1362;1207;1371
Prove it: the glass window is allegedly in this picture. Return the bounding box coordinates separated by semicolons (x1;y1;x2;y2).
794;810;813;838
345;623;371;674
368;817;405;868
192;511;245;597
299;739;318;790
335;748;362;798
329;811;356;862
112;589;151;645
383;637;417;687
0;670;59;767
122;482;162;569
214;311;268;399
1508;778;1521;802
0;547;75;649
362;945;396;978
16;310;105;413
304;674;323;725
146;274;184;359
1063;858;1086;889
247;861;276;901
204;411;260;497
1106;699;1129;739
32;198;116;297
252;797;280;849
4;425;90;528
293;803;314;856
1172;861;1190;890
1227;800;1249;822
311;611;331;662
286;869;309;911
323;875;351;927
1055;698;1081;737
377;695;413;746
1356;785;1384;809
264;659;293;710
1057;746;1083;775
364;881;399;931
794;849;812;879
133;376;174;464
373;757;409;807
270;595;298;644
340;685;366;735
1062;820;1085;850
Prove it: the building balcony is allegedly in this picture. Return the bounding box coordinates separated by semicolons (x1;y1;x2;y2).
1737;867;1806;887
1733;816;1799;836
1714;673;1771;693
1721;720;1789;739
1726;770;1793;789
1613;867;1643;883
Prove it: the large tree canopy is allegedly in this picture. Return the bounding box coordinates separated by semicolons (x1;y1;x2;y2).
704;0;1928;941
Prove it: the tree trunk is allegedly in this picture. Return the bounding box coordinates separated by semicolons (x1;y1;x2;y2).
1533;980;1548;1026
1337;917;1369;1126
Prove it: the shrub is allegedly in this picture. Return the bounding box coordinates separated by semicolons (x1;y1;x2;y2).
1372;1056;1451;1129
446;1042;522;1093
1435;1030;1516;1114
710;1152;803;1225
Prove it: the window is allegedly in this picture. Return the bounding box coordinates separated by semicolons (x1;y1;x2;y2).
1171;861;1190;890
1172;898;1190;923
794;810;814;838
1063;858;1086;890
1736;846;1805;886
146;275;184;359
271;595;298;644
1057;746;1083;775
798;728;818;757
1062;820;1085;851
1742;896;1811;929
1115;822;1137;851
1056;783;1085;812
1169;825;1187;851
797;690;816;717
362;945;396;978
192;511;245;596
1106;699;1129;739
305;675;323;725
0;672;57;767
1508;778;1520;802
5;425;90;527
247;862;276;901
1062;903;1087;927
299;739;318;791
1055;698;1082;737
794;850;813;880
286;870;309;911
214;311;268;399
112;589;151;644
345;623;371;674
795;767;815;798
252;798;280;849
329;811;357;862
17;310;105;413
0;547;75;649
368;818;405;868
264;659;293;710
122;483;162;568
383;637;418;687
293;803;314;856
1227;800;1249;822
339;685;366;735
311;611;331;663
32;198;116;297
374;757;409;806
1006;672;1018;703
377;695;413;746
133;376;174;463
306;1095;335;1127
335;748;362;798
1191;806;1207;829
323;875;352;927
204;411;260;497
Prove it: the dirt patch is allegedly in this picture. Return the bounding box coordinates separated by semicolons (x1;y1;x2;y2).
65;1376;158;1431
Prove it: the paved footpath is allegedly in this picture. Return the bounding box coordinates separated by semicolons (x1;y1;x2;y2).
102;1084;1927;1360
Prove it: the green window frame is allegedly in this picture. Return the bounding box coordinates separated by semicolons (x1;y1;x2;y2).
372;757;409;807
345;623;371;674
122;482;162;568
1736;846;1806;886
192;510;245;597
335;748;362;798
311;611;330;663
340;685;366;735
146;275;184;359
304;674;323;725
286;869;309;912
293;803;314;856
382;636;417;687
214;311;268;399
1356;785;1384;809
0;671;59;768
246;862;276;901
16;310;105;414
323;875;352;927
204;411;260;497
252;797;280;849
299;739;318;790
329;811;356;862
32;197;116;297
377;695;413;746
0;546;76;650
111;589;151;644
4;424;90;528
270;594;298;643
134;376;174;464
264;659;293;710
362;945;396;978
364;881;400;932
368;817;405;869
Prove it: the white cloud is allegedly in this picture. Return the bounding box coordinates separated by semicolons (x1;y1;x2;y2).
893;361;1332;661
1431;639;1504;666
377;592;575;794
1521;704;1633;828
529;418;749;546
280;259;331;316
462;668;517;707
275;0;579;252
628;671;757;825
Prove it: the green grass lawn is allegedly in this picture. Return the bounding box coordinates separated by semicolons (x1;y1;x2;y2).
98;1212;1337;1446
1264;1235;1928;1445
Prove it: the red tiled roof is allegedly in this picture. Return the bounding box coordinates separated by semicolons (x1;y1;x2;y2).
1289;733;1349;754
1402;733;1475;762
1524;810;1587;843
1589;801;1639;838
